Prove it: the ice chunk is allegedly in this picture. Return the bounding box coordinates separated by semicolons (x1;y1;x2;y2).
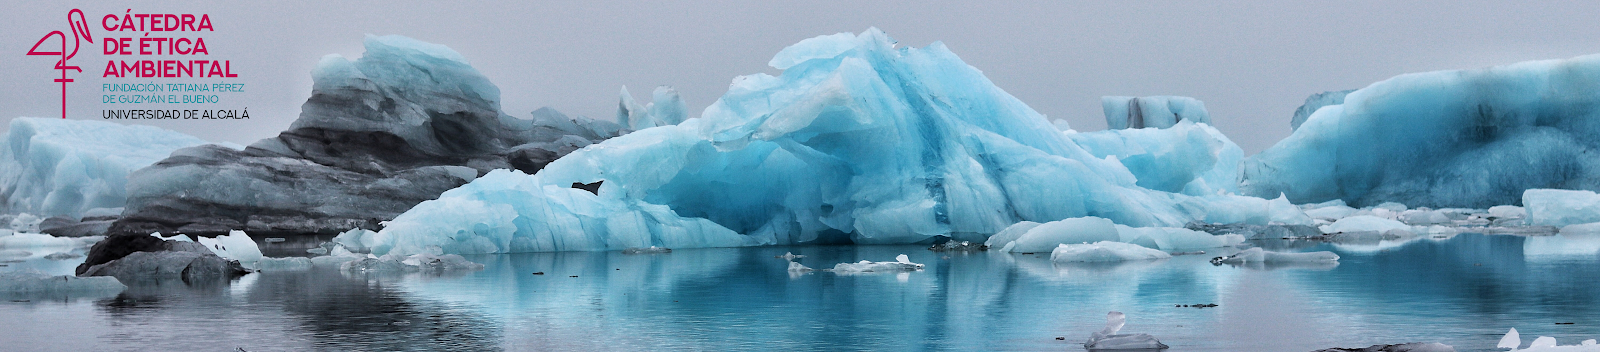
1213;247;1340;264
776;252;806;260
150;232;191;242
1497;327;1600;351
43;252;80;260
1050;242;1172;263
786;260;814;273
310;254;360;268
7;213;43;232
253;257;313;271
993;217;1120;253
1070;120;1242;195
0;118;209;218
0;271;125;295
0;249;31;258
1560;222;1600;234
1084;311;1168;350
1490;205;1527;219
1114;224;1243;252
341;253;484;273
1525;189;1600;227
1304;205;1359;220
1243;53;1600;209
0;232;79;248
826;254;924;274
1102;96;1211;129
1321;215;1410;234
618;86;689;130
196;230;263;264
1399;210;1452;225
1290;89;1354;131
1500;328;1522;349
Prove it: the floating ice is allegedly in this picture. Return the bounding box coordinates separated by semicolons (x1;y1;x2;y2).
1524;189;1600;227
42;252;80;260
1399;209;1452;225
776;252;805;260
1490;205;1528;219
150;232;191;242
1084;311;1168;350
341;253;484;273
0;232;82;248
0;270;125;295
1321;215;1411;234
1069;120;1241;195
1050;242;1171;263
988;217;1243;254
1498;327;1600;351
786;260;814;273
7;213;44;232
826;254;924;274
373;28;1319;254
196;230;263;264
1212;247;1340;264
1243;53;1600;208
1101;96;1210;130
0;118;209;218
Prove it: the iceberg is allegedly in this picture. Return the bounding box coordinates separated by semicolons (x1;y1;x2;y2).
110;35;623;237
1083;311;1168;350
1320;215;1411;234
0;270;125;297
1212;247;1340;264
1050;242;1172;263
617;86;689;130
1290;90;1354;131
252;257;313;271
825;254;924;274
1069;120;1242;195
1524;189;1600;227
1243;54;1600;208
196;230;264;265
372;28;1315;254
1101;96;1211;130
0;118;208;218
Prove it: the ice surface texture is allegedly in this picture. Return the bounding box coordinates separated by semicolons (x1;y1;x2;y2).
1244;54;1600;208
111;35;623;237
1102;96;1210;130
1050;242;1172;263
1524;189;1600;227
0;118;207;218
1069;120;1242;195
374;28;1311;254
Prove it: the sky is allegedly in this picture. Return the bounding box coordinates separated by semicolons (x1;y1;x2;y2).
3;1;1599;154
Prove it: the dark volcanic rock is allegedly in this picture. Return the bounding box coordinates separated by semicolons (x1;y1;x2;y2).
39;217;114;237
109;35;622;238
1311;342;1455;352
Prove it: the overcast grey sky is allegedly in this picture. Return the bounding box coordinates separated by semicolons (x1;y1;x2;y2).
4;1;1599;154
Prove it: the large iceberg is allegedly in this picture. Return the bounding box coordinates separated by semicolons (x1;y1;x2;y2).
109;35;624;237
1524;189;1600;227
0;118;208;218
369;29;1310;254
1243;54;1600;208
1069;120;1242;195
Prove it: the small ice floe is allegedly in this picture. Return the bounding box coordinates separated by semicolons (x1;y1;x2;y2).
928;240;987;252
826;254;924;274
787;261;814;273
0;232;91;248
1050;242;1171;263
197;230;264;264
1498;328;1599;351
1083;311;1167;351
775;252;805;260
263;237;286;243
1211;247;1339;265
622;246;672;254
0;270;125;298
1311;342;1455;352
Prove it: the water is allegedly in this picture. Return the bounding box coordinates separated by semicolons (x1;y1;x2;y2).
2;233;1598;351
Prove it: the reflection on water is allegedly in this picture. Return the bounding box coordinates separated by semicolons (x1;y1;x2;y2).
0;233;1596;351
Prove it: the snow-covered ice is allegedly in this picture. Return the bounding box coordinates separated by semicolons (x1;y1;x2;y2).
1524;189;1600;227
826;254;924;274
0;270;125;295
197;230;263;265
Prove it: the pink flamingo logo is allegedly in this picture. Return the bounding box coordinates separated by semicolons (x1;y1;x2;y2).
26;9;93;119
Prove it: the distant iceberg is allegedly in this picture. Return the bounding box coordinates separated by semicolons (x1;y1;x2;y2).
371;28;1313;254
1243;54;1600;208
0;118;208;218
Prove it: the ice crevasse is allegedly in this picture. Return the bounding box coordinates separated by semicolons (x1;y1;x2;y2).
367;29;1311;255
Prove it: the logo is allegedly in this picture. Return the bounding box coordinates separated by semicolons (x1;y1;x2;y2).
26;9;94;119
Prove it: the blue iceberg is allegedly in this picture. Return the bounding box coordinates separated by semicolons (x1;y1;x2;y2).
0;118;209;218
1243;54;1600;208
368;28;1311;254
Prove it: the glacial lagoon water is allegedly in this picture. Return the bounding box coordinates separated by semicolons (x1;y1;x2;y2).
2;233;1597;351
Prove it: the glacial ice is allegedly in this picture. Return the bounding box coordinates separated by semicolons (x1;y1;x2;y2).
1498;328;1600;351
253;257;313;271
0;232;86;248
1320;215;1411;234
0;118;208;218
1524;189;1600;227
341;253;486;273
0;270;125;295
1050;242;1171;263
987;217;1242;253
373;28;1315;254
825;254;924;274
196;230;263;265
618;86;689;130
1068;120;1242;195
1084;311;1168;350
1101;96;1211;130
1289;90;1353;131
1243;53;1600;208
